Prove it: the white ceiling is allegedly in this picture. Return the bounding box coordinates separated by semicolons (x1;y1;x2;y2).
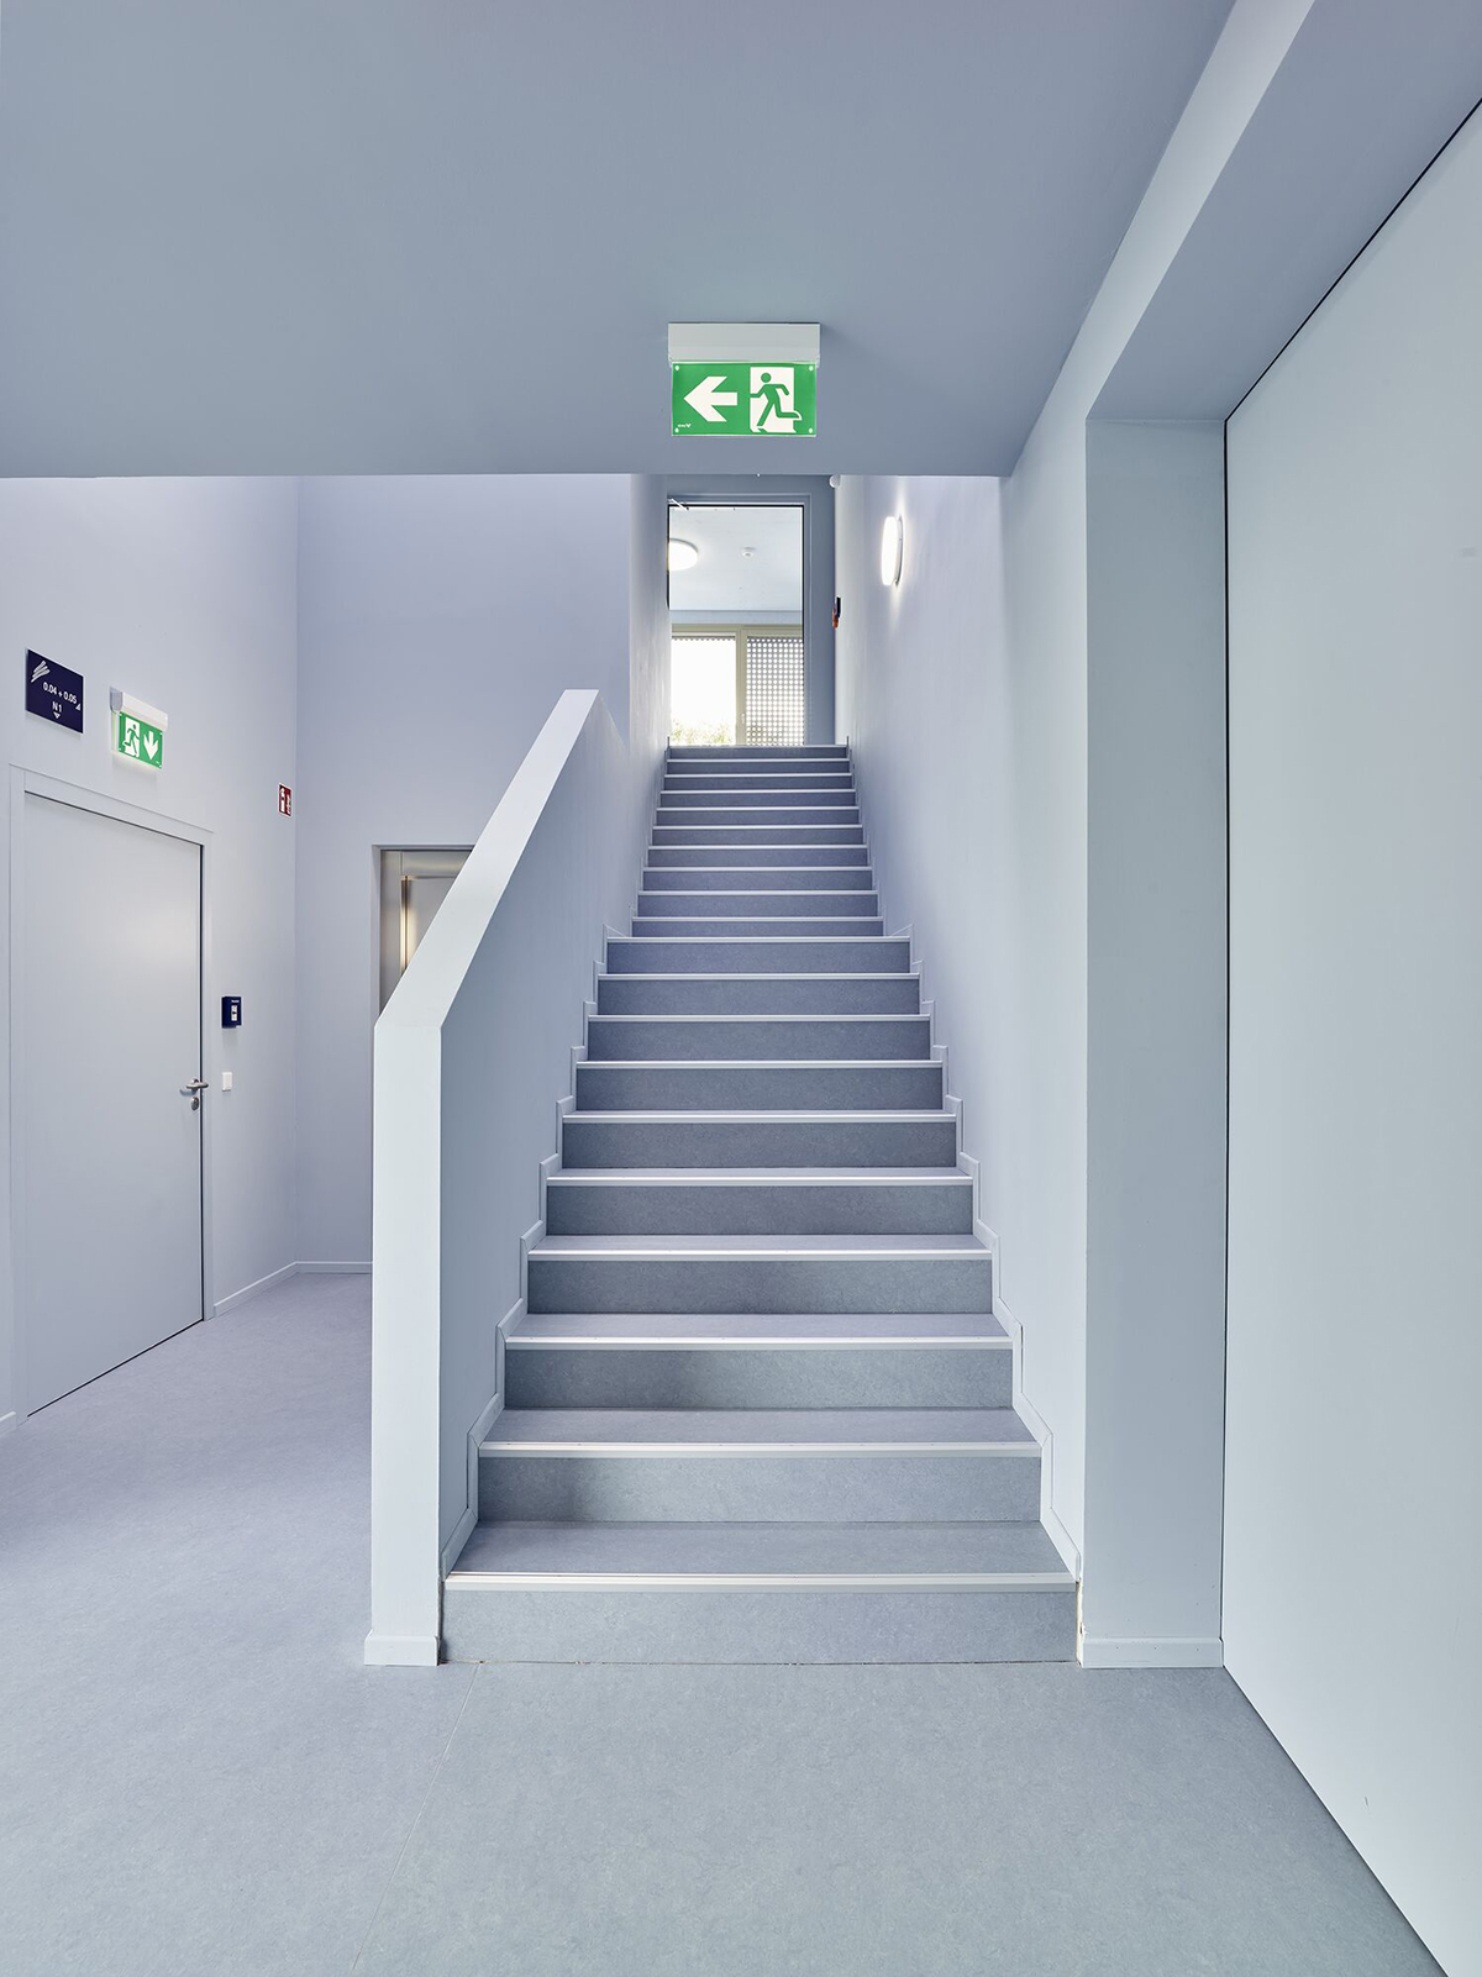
0;0;1234;476
669;506;803;618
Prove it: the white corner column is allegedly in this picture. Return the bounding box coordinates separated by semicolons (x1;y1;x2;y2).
1081;419;1228;1666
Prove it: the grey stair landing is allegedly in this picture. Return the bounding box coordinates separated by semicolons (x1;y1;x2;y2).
444;744;1076;1665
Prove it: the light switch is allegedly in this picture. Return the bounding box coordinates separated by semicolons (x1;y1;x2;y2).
221;1072;234;1092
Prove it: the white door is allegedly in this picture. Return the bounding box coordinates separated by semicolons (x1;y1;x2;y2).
19;794;205;1411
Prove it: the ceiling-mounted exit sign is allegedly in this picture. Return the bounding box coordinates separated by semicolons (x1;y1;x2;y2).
669;323;819;438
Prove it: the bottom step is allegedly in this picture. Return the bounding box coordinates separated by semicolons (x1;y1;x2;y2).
443;1521;1077;1663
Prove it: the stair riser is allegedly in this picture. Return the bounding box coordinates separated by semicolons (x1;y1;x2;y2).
479;1450;1039;1522
643;867;876;892
526;1255;990;1315
442;1586;1076;1664
605;938;910;974
561;1117;958;1167
632;916;885;939
668;747;847;760
545;1179;971;1235
639;897;880;922
660;789;858;810
663;774;856;792
652;825;865;847
637;893;879;918
505;1344;1010;1408
572;1064;943;1110
657;812;862;832
647;846;870;868
595;976;920;1015
583;1018;930;1062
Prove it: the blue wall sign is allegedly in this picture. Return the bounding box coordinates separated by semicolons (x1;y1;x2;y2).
25;650;84;732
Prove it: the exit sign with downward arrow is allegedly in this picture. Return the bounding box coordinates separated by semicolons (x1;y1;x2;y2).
668;323;820;438
109;686;169;769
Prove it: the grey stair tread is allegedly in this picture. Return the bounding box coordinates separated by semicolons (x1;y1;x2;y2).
598;973;918;982
617;934;902;943
561;1109;954;1122
587;1013;921;1024
530;1233;988;1257
632;914;880;922
546;1167;968;1184
652;821;862;829
632;920;886;934
450;1520;1068;1581
637;890;873;899
509;1311;1008;1344
640;861;869;869
483;1407;1034;1448
578;1058;936;1068
662;783;856;792
663;781;856;789
656;807;862;813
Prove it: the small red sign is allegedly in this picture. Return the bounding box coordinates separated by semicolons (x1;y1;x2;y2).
278;784;292;816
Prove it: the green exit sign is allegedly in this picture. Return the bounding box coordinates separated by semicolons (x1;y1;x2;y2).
111;690;168;769
672;361;817;438
668;324;820;438
116;710;164;767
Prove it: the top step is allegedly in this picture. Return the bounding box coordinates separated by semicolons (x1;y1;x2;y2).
668;746;848;760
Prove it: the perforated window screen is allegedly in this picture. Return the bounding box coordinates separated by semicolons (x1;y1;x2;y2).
743;636;806;746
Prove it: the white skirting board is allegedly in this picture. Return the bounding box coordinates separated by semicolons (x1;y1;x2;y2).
1081;1636;1224;1669
213;1261;299;1316
212;1259;372;1318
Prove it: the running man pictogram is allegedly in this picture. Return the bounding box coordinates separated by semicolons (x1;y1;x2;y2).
750;367;801;433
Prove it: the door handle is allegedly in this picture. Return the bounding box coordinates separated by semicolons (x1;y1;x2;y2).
181;1077;209;1110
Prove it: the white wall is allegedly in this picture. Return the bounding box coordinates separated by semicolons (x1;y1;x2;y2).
0;478;300;1424
835;473;1084;1575
294;475;645;1266
1083;422;1227;1662
1225;104;1482;1977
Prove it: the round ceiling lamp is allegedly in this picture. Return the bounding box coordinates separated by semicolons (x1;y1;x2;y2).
667;538;699;573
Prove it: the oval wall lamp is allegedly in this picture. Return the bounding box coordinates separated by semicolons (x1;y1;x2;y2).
667;538;700;573
879;514;904;588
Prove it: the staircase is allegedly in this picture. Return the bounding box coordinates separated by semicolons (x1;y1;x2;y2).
442;744;1077;1662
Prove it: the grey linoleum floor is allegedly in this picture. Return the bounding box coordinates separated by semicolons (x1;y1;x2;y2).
0;1276;1440;1976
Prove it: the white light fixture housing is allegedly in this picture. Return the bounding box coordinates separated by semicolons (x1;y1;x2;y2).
668;538;699;573
668;322;821;365
879;514;904;588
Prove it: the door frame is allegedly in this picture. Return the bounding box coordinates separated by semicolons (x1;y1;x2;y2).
7;768;215;1420
663;476;836;744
